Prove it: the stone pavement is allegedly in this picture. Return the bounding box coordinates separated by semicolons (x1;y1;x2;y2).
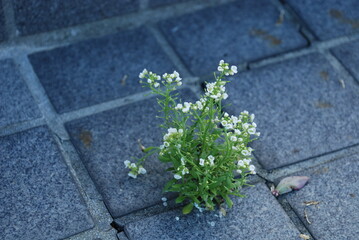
0;0;359;239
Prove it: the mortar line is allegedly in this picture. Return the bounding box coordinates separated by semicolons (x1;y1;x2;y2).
0;117;45;137
274;0;317;42
0;0;235;57
1;0;17;39
321;49;359;85
146;24;193;78
276;196;316;239
262;144;359;181
14;53;117;238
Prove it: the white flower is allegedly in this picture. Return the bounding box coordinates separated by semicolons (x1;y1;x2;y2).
139;69;147;78
234;129;241;135
178;129;183;134
182;167;189;175
174;174;182;180
241;150;250;156
219;60;224;65
231;65;238;74
154;82;160;88
175;103;183;110
236;169;242;174
218;66;224;72
147;79;152;84
249;165;256;172
232;146;238;150
222;93;228;99
138;167;147;174
128;172;137;178
250;114;255;121
162;197;167;202
230;136;237;142
237;160;244;166
199;158;205;166
130;163;136;168
124;160;131;167
177;82;182;86
164;142;170;147
243;159;251;165
248;128;256;134
238;138;243;142
256;132;261;136
208;155;215;165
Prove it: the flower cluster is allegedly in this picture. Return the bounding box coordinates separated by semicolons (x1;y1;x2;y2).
217;60;238;76
126;60;259;214
139;69;182;88
124;160;147;178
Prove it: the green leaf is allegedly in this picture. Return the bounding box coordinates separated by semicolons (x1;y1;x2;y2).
175;195;186;204
222;194;233;208
182;203;194;214
143;146;155;153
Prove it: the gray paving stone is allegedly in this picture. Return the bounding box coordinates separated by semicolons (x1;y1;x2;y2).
125;183;301;240
149;0;188;8
29;27;176;113
0;126;93;240
66;89;197;217
285;0;359;40
225;53;359;170
0;4;5;42
0;59;42;129
284;156;359;240
332;40;359;83
158;0;307;76
13;0;139;35
118;232;129;240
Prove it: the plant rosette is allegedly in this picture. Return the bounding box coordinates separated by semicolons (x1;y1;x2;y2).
124;60;259;214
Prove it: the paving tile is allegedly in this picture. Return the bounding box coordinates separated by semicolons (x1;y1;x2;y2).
225;53;359;170
0;126;93;240
125;183;301;240
149;0;188;8
0;4;5;42
331;40;359;83
284;156;359;240
285;0;359;40
158;0;307;76
13;0;139;35
29;27;176;114
0;59;42;129
66;89;197;217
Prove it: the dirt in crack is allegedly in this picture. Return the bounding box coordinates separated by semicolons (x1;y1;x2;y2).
250;28;282;46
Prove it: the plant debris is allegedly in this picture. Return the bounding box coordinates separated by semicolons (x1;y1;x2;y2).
271;176;310;196
121;74;128;86
137;139;146;152
303;201;320;206
299;233;311;240
304;208;311;224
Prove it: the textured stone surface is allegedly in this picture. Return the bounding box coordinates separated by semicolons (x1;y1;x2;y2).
29;27;176;113
125;183;301;240
149;0;188;8
0;4;5;42
118;232;129;240
13;0;139;35
284;156;359;240
0;126;93;240
285;0;359;40
159;0;307;76
66;89;197;217
332;40;359;83
0;59;41;129
225;53;359;169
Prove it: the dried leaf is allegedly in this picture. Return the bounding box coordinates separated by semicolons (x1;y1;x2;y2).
219;207;227;217
272;176;310;196
304;208;311;224
299;233;310;239
303;201;320;206
137;139;146;152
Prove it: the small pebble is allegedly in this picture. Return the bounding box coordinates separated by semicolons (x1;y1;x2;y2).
175;217;180;221
163;202;168;207
161;197;167;202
